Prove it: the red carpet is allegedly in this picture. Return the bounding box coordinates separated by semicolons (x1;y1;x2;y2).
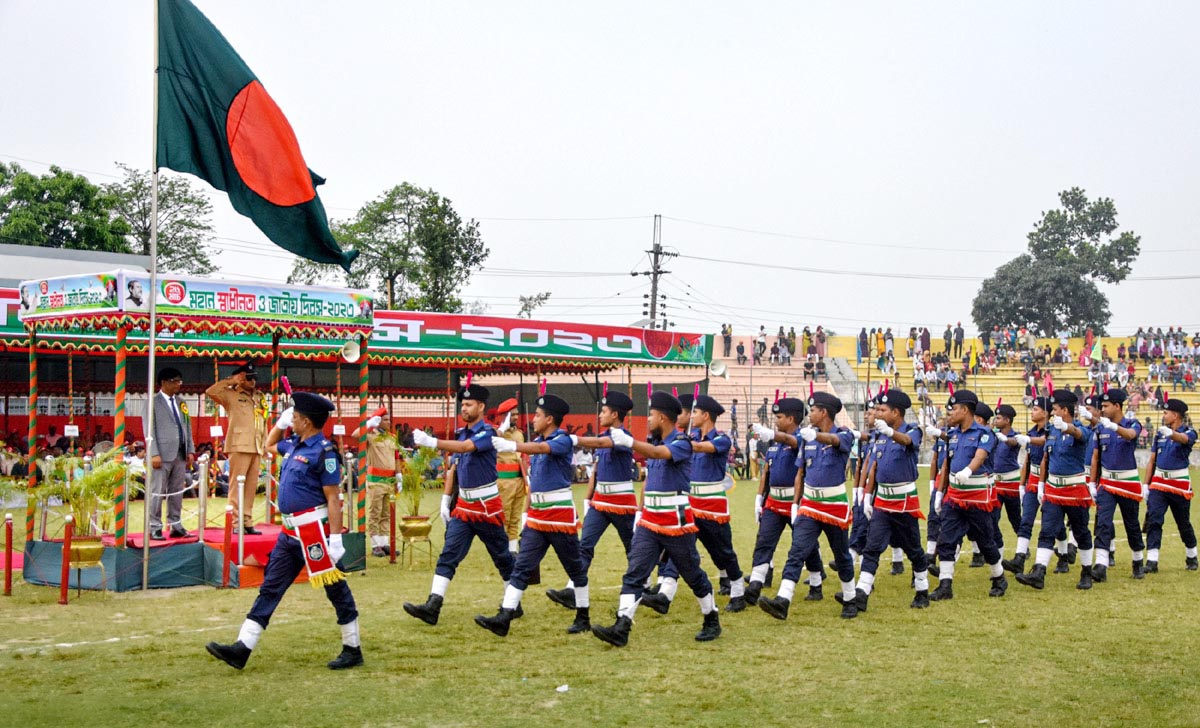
200;523;283;566
1;550;23;571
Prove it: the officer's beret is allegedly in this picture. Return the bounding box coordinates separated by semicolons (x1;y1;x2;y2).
458;384;490;404
677;393;695;410
1083;394;1100;409
693;394;724;417
232;362;257;378
808;391;842;415
996;404;1017;420
601;391;634;415
1165;398;1189;415
1101;390;1127;405
772;397;807;418
649;391;683;420
494;397;519;415
975;403;994;422
293;392;335;425
1051;389;1078;406
1031;396;1051;412
947;389;978;411
878;389;912;411
536;394;570;421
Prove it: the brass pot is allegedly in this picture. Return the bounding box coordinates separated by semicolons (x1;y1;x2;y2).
400;516;432;540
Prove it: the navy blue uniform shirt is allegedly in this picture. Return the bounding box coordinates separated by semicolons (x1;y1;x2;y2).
798;428;854;487
595;427;634;482
529;428;574;491
947;422;996;475
691;428;731;482
1155;426;1197;470
874;424;923;484
1098;417;1141;471
645;429;693;493
277;433;341;513
455;419;498;488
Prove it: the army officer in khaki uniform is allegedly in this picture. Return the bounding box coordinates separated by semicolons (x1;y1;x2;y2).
207;362;267;534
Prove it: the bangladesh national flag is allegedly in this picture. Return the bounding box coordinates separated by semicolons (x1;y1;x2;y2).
156;0;357;272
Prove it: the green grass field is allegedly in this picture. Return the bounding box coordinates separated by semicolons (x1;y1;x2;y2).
3;466;1200;727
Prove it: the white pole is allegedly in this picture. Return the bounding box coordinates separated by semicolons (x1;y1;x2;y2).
141;0;161;591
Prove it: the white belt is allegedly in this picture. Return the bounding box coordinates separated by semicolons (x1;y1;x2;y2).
1030;464;1042;475
282;506;328;529
690;480;726;496
950;473;993;487
596;481;634;495
1046;473;1086;486
529;487;573;505
459;481;499;501
644;493;689;507
1156;468;1190;480
876;482;917;497
803;483;846;498
995;470;1022;483
769;486;795;500
1101;468;1140;480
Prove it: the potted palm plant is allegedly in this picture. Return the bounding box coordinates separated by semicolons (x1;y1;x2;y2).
398;446;437;539
35;448;133;539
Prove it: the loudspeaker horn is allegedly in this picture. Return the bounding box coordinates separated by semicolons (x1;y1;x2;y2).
709;360;729;379
341;339;361;363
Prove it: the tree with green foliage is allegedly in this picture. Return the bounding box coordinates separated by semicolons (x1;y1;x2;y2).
517;291;551;318
0;162;131;252
106;164;218;275
289;182;487;311
972;188;1140;336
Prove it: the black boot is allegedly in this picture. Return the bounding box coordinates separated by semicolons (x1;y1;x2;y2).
1092;563;1108;583
328;645;363;670
890;560;905;576
1109;552;1116;567
929;578;953;601
1067;543;1078;564
545;588;576;610
566;607;591;634
640;591;672;615
840;599;859;619
206;641;251;670
853;588;870;613
758;594;791;620
695;610;722;641
403;594;444;625
1077;565;1093;590
744;580;763;606
804;584;823;601
989;575;1008;597
724;596;747;613
718;576;732;596
969;552;985;568
1054;554;1071;574
1187;556;1199;571
644;582;661;595
910;590;930;609
1132;559;1146;579
592;615;632;647
1017;564;1046;589
474;608;518;637
1145;560;1159;573
765;565;775;587
1001;552;1027;575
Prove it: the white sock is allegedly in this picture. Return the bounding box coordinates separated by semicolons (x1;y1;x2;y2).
849;548;860;562
778;578;797;602
1149;548;1160;562
1036;547;1053;567
1132;550;1144;562
840;580;856;602
808;571;822;587
954;545;961;560
856;571;876;595
1055;538;1068;555
1080;548;1094;567
370;535;384;548
939;561;955;580
508;539;519;553
730;577;745;598
575;584;590;608
971;541;980;555
1068;531;1078;547
719;569;728;578
340;619;360;648
892;547;904;563
1095;549;1108;567
660;577;679;601
1188;547;1198;559
238;619;263;650
698;592;716;615
925;541;936;557
989;562;1003;578
431;574;450;597
643;576;654;590
750;563;770;584
655;575;665;586
564;579;574;590
913;570;929;591
1016;537;1030;556
618;593;638;620
501;584;524;610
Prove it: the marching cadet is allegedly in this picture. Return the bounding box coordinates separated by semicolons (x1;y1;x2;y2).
642;394;747;614
546;391;637;611
748;399;828;605
757;392;860;621
1002;397;1069;574
926;390;1007;601
206;393;362;670
1142;398;1198;574
591;391;722;647
990;403;1023;561
847;403;878;565
403;385;515;626
965;401;997;567
855;389;931;611
1091;389;1146;580
475;394;591;636
1015;390;1097;591
925;417;949;560
357;410;401;557
206;362;266;534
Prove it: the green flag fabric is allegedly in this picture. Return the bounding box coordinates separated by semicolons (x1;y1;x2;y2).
156;0;357;272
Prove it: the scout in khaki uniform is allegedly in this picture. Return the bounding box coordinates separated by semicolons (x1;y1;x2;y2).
206;362;267;534
356;409;402;557
490;398;527;553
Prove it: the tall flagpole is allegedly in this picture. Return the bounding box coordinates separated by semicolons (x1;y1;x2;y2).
142;0;161;590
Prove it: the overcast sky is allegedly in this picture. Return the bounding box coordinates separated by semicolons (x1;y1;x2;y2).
4;1;1198;336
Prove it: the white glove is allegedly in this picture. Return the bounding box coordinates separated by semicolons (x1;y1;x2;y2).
583;499;592;518
274;407;294;431
413;429;439;449
1126;410;1137;422
862;493;874;520
1015;434;1031;447
1080;408;1093;422
751;423;775;442
570;435;579;447
1099;417;1118;431
519;512;527;532
1158;426;1174;438
954;466;973;481
492;437;517;453
609;429;634;448
1037;482;1044;505
933;490;943;513
365;415;381;430
754;494;764;522
497;412;512;434
634;510;642;528
853;487;863;507
799;427;817;442
1087;481;1097;499
1141;482;1150;501
874;420;894;438
925;426;943;439
327;533;345;564
790;503;799;522
850;429;861;441
440;494;453;522
1051;416;1069;431
995;432;1009;443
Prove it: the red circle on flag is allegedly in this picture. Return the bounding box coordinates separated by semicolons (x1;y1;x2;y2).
226;80;316;207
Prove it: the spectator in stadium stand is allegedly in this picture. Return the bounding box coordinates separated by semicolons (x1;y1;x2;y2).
757;398;769;426
859;328;869;364
788;327;798;356
780;343;792;366
769;342;780;365
736;341;747;365
981;327;991;351
722;324;732;357
906;329;916;357
757;327;767;359
815;326;827;358
804;356;816;380
953;322;965;357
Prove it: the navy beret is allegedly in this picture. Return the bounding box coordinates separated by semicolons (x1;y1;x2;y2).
649;391;683;419
772;397;807;418
601;391;634;415
808;391;842;415
693;394;724;417
536;394;570;420
458;384;490;403
878;390;911;411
